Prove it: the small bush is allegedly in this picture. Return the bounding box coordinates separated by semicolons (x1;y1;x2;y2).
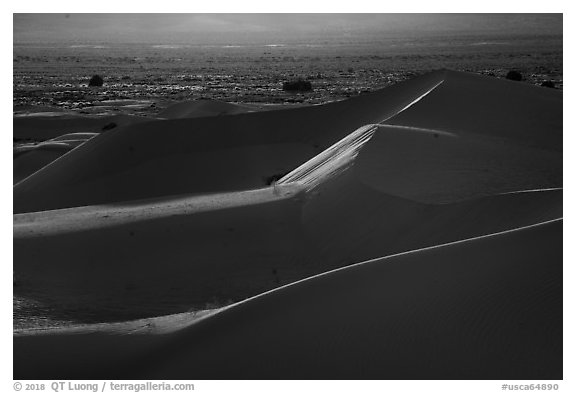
283;79;312;92
102;122;117;131
541;80;555;88
264;172;289;185
505;70;522;81
88;74;104;87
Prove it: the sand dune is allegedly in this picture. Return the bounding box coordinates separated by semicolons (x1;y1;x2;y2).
13;70;561;214
13;173;561;320
13;70;447;213
14;133;99;185
13;69;563;379
15;308;217;337
14;148;69;185
386;71;562;151
277;123;378;188
13;219;562;379
13;100;256;186
14;141;90;185
13;112;150;140
139;219;562;380
14;70;562;318
48;132;99;143
14;133;98;157
157;99;254;119
353;124;561;203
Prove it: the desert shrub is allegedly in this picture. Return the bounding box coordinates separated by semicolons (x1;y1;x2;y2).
283;79;313;92
88;74;104;87
264;172;289;185
505;70;522;81
541;80;555;88
101;122;117;131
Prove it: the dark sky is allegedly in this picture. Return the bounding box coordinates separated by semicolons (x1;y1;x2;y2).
13;14;563;44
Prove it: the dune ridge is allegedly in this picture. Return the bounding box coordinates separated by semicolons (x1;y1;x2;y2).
13;70;561;213
14;132;99;185
13;70;448;213
13;172;561;323
13;113;150;141
277;123;378;188
138;218;562;380
385;71;562;151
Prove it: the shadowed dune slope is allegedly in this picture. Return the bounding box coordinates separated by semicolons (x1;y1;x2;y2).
14;133;99;185
297;165;562;269
13;69;563;379
13;178;561;319
13;184;561;307
13;113;150;140
13;219;562;379
353;125;561;203
14;133;98;159
13;121;561;315
386;70;562;151
13;70;562;214
48;132;98;142
14;146;69;186
157;99;253;119
140;219;563;380
13;71;447;213
13;186;307;317
14;142;89;186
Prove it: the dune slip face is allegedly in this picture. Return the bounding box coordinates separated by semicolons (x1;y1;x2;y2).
13;70;562;379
